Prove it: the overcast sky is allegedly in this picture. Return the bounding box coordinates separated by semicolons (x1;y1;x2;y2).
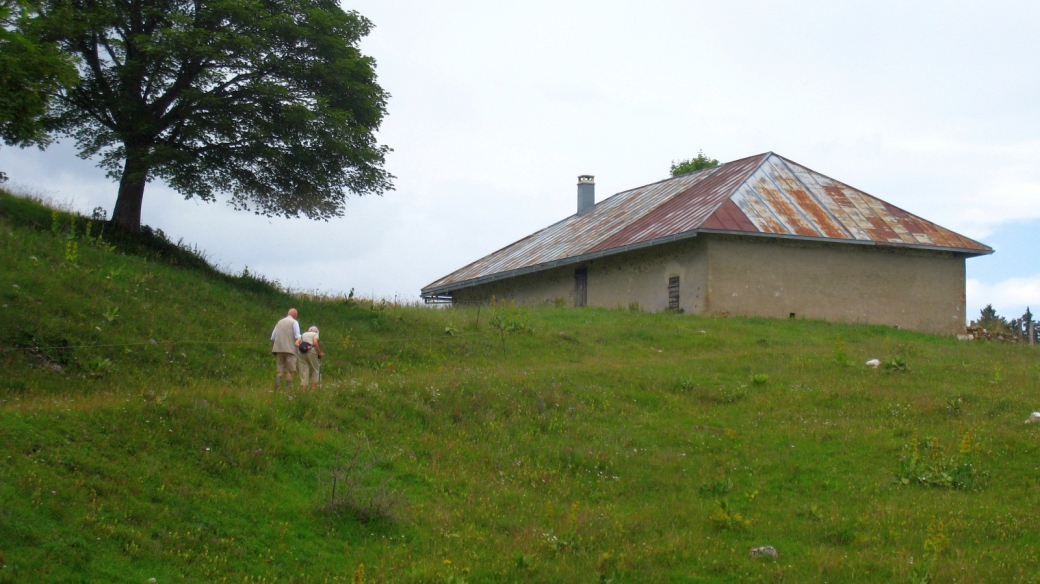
3;0;1039;320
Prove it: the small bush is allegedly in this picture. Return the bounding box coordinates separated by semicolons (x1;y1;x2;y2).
676;376;697;392
319;440;403;524
883;357;908;372
833;335;853;366
709;499;752;531
896;429;982;490
488;296;532;352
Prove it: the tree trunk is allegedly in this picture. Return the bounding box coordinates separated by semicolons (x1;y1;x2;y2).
111;147;150;232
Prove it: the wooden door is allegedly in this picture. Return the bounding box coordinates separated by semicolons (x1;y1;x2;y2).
574;268;587;307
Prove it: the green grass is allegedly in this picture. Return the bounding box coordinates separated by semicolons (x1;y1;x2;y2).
2;189;1040;582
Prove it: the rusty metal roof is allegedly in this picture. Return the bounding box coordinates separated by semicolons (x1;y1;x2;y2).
422;152;992;296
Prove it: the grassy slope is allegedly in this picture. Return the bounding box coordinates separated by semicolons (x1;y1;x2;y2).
2;190;1040;583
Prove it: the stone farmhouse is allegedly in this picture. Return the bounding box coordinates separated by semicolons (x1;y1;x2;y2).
421;152;992;335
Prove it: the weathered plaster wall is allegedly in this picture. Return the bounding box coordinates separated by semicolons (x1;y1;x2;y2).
451;238;708;312
704;235;966;335
451;264;575;306
586;238;706;313
448;234;967;335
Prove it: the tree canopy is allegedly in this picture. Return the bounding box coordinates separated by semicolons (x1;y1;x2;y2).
669;151;719;177
7;0;392;231
0;0;78;180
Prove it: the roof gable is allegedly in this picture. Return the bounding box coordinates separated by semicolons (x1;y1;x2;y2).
423;153;992;295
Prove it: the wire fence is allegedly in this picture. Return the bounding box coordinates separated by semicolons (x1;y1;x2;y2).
0;331;489;353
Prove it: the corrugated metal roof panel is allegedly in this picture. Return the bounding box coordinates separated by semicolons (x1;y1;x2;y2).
421;160;745;291
588;153;768;252
775;156;990;252
423;152;992;294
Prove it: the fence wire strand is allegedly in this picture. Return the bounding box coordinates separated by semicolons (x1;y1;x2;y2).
0;331;487;353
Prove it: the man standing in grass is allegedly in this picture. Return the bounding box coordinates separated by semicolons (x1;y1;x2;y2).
271;308;301;389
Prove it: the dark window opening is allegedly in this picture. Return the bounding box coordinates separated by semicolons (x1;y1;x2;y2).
574;268;588;307
789;312;796;319
668;276;680;310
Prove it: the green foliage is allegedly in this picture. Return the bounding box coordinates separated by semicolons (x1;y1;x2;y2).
884;357;909;372
669;150;719;177
12;0;392;231
319;440;403;525
487;296;532;351
709;498;752;531
909;517;950;584
87;356;112;378
976;304;1008;331
896;429;982;490
0;0;78;149
833;334;853;366
752;373;769;385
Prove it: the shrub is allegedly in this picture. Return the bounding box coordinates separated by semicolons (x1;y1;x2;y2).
709;499;752;531
883;357;908;372
896;429;982;490
319;440;403;524
488;297;532;351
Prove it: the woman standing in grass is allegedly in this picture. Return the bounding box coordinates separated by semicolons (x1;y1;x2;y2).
297;326;324;389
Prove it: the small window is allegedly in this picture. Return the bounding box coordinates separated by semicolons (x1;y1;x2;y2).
668;276;680;310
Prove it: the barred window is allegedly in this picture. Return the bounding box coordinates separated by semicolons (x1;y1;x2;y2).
668;276;679;310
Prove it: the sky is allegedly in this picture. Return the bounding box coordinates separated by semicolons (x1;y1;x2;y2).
2;0;1039;321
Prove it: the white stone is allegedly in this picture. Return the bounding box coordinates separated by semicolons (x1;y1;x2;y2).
749;546;779;559
1025;412;1040;424
866;358;881;368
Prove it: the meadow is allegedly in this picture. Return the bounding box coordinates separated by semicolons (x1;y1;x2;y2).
2;189;1040;583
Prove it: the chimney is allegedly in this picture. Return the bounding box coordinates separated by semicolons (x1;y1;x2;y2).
577;175;595;216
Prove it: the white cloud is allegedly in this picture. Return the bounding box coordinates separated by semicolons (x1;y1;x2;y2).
967;276;1040;322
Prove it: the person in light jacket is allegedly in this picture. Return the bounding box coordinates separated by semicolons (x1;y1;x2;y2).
297;326;324;389
271;308;301;389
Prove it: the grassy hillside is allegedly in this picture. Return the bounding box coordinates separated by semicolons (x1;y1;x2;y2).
2;189;1040;583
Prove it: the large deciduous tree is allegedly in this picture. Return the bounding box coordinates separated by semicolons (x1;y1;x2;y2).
15;0;392;231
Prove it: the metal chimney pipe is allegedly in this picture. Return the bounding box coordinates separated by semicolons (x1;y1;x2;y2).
577;175;595;216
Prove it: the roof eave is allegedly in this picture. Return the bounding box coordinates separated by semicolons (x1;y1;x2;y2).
420;229;993;298
421;230;703;297
697;229;994;257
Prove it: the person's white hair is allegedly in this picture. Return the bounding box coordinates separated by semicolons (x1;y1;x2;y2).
308;326;319;333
